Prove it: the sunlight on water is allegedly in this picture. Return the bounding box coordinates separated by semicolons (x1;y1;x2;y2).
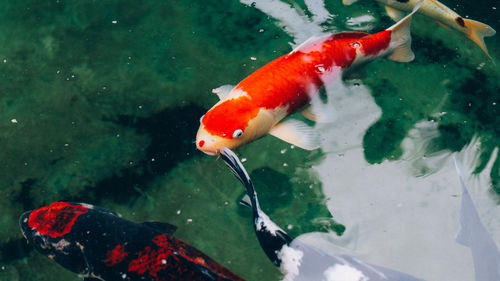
0;0;498;280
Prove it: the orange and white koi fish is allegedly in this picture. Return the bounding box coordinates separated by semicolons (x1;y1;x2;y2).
343;0;496;57
196;2;422;156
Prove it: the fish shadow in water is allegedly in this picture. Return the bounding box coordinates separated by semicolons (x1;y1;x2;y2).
64;104;207;205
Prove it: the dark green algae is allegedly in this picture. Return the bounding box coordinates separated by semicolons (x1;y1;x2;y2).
0;0;499;280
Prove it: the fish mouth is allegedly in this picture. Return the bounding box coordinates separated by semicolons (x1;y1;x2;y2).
196;141;219;155
203;150;218;156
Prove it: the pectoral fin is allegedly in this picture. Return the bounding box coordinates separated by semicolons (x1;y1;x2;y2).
239;194;252;208
212;84;234;100
385;6;405;22
343;0;359;5
301;106;317;122
269;119;320;150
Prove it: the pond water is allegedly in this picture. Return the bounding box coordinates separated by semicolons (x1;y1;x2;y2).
0;0;498;280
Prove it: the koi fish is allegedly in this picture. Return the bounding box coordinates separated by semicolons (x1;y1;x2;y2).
19;202;244;281
196;2;422;155
220;147;425;280
221;147;500;280
342;0;496;57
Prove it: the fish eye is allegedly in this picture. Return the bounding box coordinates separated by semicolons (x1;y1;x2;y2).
233;129;243;138
351;42;360;48
199;115;204;123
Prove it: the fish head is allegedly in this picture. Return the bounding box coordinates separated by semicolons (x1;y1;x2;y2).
19;210;53;255
19;202;91;275
196;97;274;155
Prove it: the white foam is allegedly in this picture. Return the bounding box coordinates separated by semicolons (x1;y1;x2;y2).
323;264;368;281
345;14;377;31
307;87;500;281
239;0;324;44
304;0;331;25
279;245;304;281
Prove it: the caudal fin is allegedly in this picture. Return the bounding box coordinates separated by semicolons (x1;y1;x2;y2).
463;19;496;58
386;0;423;62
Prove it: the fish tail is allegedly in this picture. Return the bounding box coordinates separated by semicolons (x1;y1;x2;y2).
386;0;423;62
462;18;496;58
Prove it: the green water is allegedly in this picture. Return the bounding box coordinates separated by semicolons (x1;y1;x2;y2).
0;0;498;280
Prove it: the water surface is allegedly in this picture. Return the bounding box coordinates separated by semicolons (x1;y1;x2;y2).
0;0;498;280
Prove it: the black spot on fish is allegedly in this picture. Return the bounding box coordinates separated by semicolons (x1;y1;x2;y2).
395;0;410;3
455;17;465;27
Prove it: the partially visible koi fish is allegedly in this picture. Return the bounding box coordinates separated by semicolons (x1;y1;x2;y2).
221;147;500;281
196;2;422;155
220;147;425;281
19;202;244;281
343;0;496;57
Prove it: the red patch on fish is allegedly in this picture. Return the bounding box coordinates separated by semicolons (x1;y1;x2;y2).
202;98;260;138
128;245;167;278
128;234;243;280
360;30;391;56
106;244;129;266
28;202;88;237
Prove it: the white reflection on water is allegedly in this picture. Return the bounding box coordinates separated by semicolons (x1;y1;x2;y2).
240;0;342;45
308;80;500;280
239;0;499;280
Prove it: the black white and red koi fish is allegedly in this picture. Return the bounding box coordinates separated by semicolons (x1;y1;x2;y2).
221;147;500;280
342;0;496;57
19;202;244;281
196;2;422;156
220;147;426;281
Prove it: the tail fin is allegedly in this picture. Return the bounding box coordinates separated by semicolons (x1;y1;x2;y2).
386;0;423;62
453;157;500;281
463;19;496;58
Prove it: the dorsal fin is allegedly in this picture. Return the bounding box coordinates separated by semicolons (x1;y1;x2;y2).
239;194;252;208
269;119;321;150
290;35;333;54
211;85;234;100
